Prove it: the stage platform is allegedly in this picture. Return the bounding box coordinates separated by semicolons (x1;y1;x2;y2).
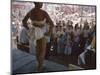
12;49;68;74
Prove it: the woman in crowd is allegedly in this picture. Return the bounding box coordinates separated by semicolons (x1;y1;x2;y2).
81;21;90;50
72;23;81;55
70;23;81;64
57;25;65;55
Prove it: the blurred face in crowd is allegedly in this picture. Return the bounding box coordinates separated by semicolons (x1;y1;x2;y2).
75;23;79;30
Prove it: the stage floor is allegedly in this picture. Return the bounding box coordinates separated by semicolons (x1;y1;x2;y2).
12;49;68;74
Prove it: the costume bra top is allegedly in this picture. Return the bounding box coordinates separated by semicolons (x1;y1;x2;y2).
32;18;46;26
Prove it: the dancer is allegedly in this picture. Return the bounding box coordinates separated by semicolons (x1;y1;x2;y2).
22;2;54;72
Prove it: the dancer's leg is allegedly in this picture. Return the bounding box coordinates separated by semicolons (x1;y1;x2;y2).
36;37;47;72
